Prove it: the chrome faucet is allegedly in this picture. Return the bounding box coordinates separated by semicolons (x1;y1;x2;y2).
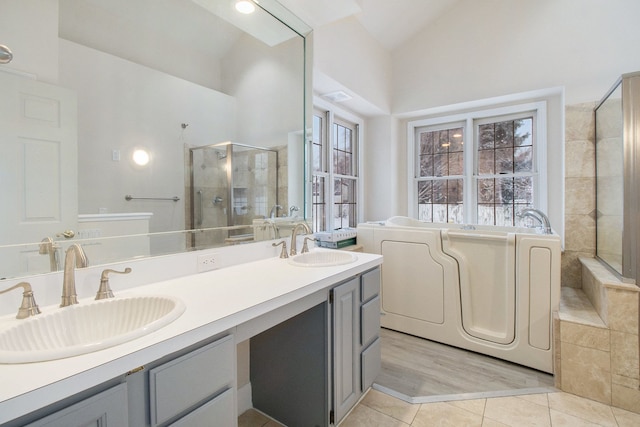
518;208;552;234
61;243;88;307
269;204;282;219
290;222;312;256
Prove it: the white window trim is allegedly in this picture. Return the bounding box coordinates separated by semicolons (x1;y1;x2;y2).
408;101;548;225
313;96;364;231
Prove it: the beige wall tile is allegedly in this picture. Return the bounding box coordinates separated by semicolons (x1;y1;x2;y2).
561;342;610;372
607;289;639;334
611;331;640;379
612;383;640;414
565;139;595;178
565;177;595;215
561;322;610;351
566;103;596;142
612;373;640;388
581;263;608;323
562;251;593;288
560;359;612;404
564;214;596;252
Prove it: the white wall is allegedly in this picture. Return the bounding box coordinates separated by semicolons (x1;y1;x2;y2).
222;34;305;148
392;0;640;113
59;39;237;233
0;0;59;82
313;0;640;226
313;16;391;114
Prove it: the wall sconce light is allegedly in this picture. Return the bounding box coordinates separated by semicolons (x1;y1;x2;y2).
235;0;256;14
132;149;150;166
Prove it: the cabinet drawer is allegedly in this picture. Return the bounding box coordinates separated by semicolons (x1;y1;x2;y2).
361;269;380;302
361;338;381;392
150;335;234;426
361;296;380;347
168;388;235;427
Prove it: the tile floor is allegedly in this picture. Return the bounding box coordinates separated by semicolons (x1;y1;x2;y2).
239;389;640;426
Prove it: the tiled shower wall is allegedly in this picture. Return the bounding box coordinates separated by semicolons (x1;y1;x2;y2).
562;103;597;288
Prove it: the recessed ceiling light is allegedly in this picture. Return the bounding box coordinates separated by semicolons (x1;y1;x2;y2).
235;0;256;14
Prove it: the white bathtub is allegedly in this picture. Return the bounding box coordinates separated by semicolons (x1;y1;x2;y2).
357;217;561;373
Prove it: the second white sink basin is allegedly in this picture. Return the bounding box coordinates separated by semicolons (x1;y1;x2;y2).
0;295;185;364
288;250;357;267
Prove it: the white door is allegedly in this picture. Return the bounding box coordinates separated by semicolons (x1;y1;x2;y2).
0;71;78;248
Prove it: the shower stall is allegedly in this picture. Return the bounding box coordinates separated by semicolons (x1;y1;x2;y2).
188;142;278;247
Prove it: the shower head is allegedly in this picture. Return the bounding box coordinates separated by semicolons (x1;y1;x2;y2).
0;45;13;64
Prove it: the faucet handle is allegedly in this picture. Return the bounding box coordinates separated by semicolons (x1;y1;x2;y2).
95;268;132;300
272;241;289;259
0;282;41;319
302;237;317;253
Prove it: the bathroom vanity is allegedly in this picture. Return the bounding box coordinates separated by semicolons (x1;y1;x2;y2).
0;252;382;427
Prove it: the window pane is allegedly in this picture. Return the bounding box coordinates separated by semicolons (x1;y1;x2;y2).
478;124;494;150
495;205;513;227
436;130;449;153
449;152;463;176
433;204;447;222
478;150;494;174
495;121;514;148
420;154;434;177
449;128;464;152
477;204;495;225
495;147;514;174
418;181;432;203
420;132;434;155
418;204;432;222
477;178;494;203
514;146;533;172
434;153;447;176
433;180;447;203
514;118;533;146
514;176;533;203
496;177;514;203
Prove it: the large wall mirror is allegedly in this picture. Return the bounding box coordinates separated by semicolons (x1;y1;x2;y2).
0;0;311;280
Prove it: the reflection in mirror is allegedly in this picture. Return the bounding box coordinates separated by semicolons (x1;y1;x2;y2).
595;81;623;274
0;0;310;280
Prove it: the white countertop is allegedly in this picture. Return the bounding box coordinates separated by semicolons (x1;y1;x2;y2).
0;251;382;424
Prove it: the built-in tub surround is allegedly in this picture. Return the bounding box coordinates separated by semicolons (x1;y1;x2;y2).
0;239;382;424
556;257;640;413
357;218;561;373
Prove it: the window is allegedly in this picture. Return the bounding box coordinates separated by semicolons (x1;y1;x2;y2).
311;108;360;232
410;102;546;227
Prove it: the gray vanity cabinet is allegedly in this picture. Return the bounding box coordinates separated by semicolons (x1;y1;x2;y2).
333;268;382;425
250;267;381;427
23;384;128;427
332;276;360;424
17;333;235;427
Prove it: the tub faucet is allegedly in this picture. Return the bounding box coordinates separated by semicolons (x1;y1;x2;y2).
61;243;88;307
518;208;552;234
290;222;312;256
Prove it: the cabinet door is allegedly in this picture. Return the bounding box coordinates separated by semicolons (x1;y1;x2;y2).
24;384;128;427
332;277;360;424
169;389;235;427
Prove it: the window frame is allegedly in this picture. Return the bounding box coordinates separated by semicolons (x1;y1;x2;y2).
311;100;363;232
408;101;548;225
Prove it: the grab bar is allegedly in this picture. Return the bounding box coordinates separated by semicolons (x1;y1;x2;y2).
442;229;515;243
197;190;203;227
125;195;180;202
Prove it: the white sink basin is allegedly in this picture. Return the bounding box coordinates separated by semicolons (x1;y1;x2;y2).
0;296;185;364
288;250;357;267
